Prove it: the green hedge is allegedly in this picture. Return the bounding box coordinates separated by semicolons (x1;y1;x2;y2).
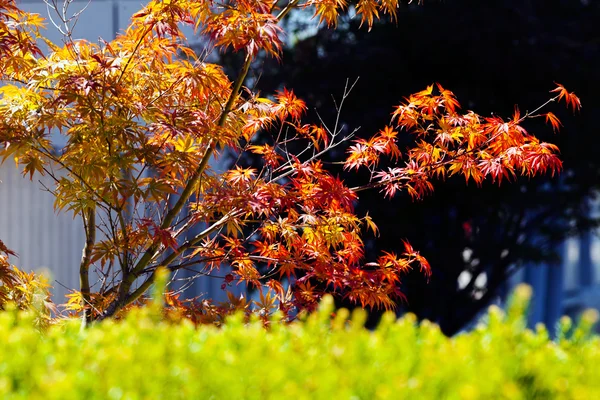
0;285;598;399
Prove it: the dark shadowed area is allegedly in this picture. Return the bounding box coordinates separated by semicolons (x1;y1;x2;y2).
233;0;600;334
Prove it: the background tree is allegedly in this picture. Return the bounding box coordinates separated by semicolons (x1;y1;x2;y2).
0;0;578;326
252;0;599;333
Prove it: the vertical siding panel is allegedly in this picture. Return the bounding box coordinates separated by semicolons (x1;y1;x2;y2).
564;237;579;291
0;163;85;303
524;263;549;326
579;231;593;288
546;254;564;331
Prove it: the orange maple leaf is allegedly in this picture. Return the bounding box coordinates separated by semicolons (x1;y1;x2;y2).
551;83;581;112
545;112;562;133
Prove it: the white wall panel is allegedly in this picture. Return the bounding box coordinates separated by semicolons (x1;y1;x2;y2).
0;162;85;304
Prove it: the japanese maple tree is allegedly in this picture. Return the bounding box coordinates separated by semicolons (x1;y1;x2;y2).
0;0;579;324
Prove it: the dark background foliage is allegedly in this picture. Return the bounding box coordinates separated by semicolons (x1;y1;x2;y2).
220;0;600;334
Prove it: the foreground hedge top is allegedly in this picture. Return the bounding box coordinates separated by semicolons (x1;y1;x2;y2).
0;286;599;400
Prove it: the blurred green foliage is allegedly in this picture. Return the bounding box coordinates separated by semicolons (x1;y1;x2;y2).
0;285;598;399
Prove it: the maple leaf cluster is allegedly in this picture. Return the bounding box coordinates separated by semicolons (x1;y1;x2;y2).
0;0;579;323
345;83;574;200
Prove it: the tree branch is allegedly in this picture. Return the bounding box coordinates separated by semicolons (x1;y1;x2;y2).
99;55;253;320
97;0;305;320
79;207;95;328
